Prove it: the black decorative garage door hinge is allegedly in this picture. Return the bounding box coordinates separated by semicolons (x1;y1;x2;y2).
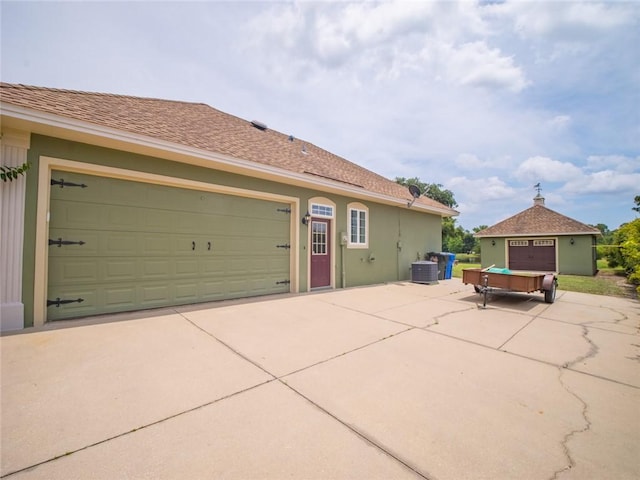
47;297;85;307
49;238;86;247
51;178;88;188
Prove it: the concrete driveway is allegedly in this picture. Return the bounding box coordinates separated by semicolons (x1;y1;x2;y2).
2;279;639;479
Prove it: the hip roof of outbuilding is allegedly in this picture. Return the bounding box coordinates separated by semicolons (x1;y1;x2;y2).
475;204;601;237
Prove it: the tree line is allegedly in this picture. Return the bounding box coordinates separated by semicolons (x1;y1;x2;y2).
395;177;482;254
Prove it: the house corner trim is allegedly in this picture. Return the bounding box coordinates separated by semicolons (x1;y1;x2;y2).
0;128;30;331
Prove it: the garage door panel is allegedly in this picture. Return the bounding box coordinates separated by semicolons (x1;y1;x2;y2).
142;259;172;278
105;260;138;282
50;201;103;230
174;259;199;276
140;285;170;305
47;171;292;320
199;280;227;301
105;234;139;255
175;283;199;302
48;258;99;284
104;287;136;308
107;206;140;229
143;236;173;256
201;258;227;275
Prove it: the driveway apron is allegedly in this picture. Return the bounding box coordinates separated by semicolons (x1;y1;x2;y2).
1;280;638;479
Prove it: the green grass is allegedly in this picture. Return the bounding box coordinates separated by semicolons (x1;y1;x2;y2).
453;260;630;298
453;262;481;278
555;273;625;296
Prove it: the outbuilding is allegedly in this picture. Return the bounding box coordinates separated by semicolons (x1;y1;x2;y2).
475;194;600;275
0;83;457;330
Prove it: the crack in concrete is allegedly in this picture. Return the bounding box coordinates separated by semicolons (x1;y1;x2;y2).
550;325;598;480
425;306;476;328
564;325;600;369
549;367;593;480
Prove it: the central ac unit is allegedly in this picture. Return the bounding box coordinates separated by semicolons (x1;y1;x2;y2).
411;261;438;284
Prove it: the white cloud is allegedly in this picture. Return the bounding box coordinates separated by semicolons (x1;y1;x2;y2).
547;115;571;130
454;153;486;169
563;170;640;195
247;2;528;93
441;41;529;92
495;1;637;40
586;155;640;174
447;176;517;201
514;156;583;182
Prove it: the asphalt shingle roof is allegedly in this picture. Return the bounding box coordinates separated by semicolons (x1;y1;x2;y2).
0;83;456;215
475;201;600;237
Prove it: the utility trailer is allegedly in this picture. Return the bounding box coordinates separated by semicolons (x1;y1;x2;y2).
462;267;558;307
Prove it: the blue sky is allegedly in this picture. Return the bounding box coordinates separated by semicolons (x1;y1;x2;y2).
2;1;639;231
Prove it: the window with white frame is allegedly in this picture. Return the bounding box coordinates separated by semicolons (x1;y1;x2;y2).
348;203;368;247
311;203;334;218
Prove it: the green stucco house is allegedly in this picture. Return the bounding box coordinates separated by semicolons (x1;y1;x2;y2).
0;83;457;331
475;194;600;276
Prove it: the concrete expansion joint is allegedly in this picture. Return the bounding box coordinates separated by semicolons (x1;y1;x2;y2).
177;311;278;380
497;316;537;351
0;379;277;479
175;311;432;478
281;327;417;378
278;381;434;480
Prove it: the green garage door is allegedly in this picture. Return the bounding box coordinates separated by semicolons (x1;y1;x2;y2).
47;171;292;321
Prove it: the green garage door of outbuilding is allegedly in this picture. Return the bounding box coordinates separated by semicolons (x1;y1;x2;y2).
47;171;292;321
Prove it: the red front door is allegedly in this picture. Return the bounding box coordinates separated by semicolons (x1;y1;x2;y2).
310;218;331;288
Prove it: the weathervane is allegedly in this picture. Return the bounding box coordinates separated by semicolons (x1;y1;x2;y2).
534;183;542;195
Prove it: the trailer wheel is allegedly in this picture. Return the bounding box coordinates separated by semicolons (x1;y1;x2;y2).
544;279;557;304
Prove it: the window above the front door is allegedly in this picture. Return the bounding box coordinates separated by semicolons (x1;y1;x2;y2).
311;203;334;218
348;202;368;248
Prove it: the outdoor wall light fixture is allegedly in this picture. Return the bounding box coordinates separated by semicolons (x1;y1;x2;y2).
302;211;311;225
491;240;496;246
570;238;575;245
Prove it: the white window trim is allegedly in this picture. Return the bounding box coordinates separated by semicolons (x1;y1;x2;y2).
347;202;369;249
310;202;334;218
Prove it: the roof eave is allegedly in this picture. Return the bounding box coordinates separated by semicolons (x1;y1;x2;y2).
1;102;457;217
475;231;601;238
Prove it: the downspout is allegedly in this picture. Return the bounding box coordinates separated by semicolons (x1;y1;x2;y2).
397;215;402;281
341;243;346;288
